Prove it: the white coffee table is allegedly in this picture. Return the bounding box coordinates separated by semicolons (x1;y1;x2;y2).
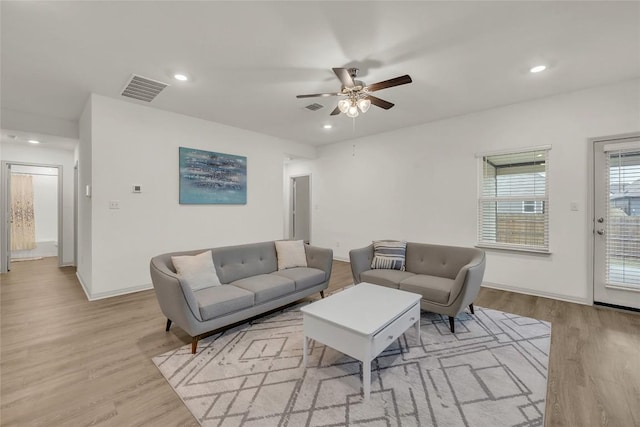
300;282;421;400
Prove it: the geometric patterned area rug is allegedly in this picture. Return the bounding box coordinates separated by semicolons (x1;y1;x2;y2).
153;304;551;427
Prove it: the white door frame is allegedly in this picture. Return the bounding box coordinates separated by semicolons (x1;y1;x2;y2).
588;132;640;308
1;161;64;273
289;173;312;243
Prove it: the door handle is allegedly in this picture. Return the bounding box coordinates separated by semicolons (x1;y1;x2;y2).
597;217;604;223
596;229;605;235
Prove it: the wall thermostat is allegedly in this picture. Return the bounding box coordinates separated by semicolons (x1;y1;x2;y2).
132;185;142;193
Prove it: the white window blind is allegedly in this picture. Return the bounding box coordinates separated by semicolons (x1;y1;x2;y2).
478;148;550;252
605;149;640;288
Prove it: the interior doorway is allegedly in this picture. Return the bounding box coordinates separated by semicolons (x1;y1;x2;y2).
592;133;640;311
290;174;311;244
1;161;63;273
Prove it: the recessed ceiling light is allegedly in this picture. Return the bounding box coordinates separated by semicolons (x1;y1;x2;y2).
530;65;547;73
173;74;189;81
323;124;333;129
28;139;40;144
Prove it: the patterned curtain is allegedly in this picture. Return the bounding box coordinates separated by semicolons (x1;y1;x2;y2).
11;175;36;250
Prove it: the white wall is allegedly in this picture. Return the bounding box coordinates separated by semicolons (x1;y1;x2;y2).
286;79;640;303
83;94;316;298
1;143;76;265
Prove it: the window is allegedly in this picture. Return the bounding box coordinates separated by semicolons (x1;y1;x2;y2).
478;147;550;252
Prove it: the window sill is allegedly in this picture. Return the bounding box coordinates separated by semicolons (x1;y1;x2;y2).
475;244;551;255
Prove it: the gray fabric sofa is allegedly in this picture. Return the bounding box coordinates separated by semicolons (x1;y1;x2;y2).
150;241;332;353
349;242;485;333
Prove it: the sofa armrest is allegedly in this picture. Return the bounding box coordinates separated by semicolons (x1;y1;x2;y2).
448;252;486;308
349;244;374;284
304;244;333;282
150;258;203;325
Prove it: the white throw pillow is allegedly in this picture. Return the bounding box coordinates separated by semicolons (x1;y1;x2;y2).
275;240;308;270
171;250;222;291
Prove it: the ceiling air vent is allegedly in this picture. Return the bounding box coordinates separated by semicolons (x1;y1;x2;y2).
305;103;324;111
121;74;169;102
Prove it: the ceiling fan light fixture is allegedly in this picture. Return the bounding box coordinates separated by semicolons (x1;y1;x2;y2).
338;99;350;113
346;104;359;118
357;98;371;113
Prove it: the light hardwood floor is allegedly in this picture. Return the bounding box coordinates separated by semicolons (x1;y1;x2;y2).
1;257;638;426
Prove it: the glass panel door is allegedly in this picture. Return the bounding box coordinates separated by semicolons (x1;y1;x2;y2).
594;138;640;309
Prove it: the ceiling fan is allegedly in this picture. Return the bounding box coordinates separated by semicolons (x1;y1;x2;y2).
297;68;412;118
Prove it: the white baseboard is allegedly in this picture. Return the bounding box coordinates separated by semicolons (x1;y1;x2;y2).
481;281;591;306
75;272;153;301
87;283;154;301
333;256;349;262
76;272;92;301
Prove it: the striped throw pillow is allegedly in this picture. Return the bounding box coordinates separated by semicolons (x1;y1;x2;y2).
371;240;407;271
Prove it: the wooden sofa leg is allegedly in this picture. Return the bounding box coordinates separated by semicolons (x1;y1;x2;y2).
165;319;172;331
449;316;455;333
191;337;199;354
320;291;325;299
469;303;475;314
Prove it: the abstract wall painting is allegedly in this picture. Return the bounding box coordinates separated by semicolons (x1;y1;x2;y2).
179;147;247;204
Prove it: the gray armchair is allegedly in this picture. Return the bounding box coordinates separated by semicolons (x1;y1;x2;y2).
349;242;486;332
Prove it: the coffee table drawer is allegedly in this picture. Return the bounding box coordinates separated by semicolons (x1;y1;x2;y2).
371;303;420;357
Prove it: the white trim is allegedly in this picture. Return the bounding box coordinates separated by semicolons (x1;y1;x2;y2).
481;281;590;306
87;284;154;301
76;271;153;301
605;283;640;293
334;255;349;263
591;133;640;144
76;271;92;301
602;140;640;152
475;145;552;158
476;244;551;255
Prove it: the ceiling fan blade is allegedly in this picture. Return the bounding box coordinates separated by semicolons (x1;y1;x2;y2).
366;95;395;110
330;105;341;116
296;92;341;99
366;75;412;92
332;68;355;88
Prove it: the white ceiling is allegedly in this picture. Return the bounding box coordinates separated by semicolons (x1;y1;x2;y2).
2;1;639;146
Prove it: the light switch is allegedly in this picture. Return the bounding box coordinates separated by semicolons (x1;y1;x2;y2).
109;200;120;209
570;201;579;211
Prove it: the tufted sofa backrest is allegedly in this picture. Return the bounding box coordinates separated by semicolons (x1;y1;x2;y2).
405;242;484;280
151;241;278;284
210;241;278;283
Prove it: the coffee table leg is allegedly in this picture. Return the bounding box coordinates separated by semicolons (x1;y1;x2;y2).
363;359;371;400
303;336;308;368
415;319;420;345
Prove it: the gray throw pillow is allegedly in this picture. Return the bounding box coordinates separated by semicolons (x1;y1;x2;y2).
371;240;407;271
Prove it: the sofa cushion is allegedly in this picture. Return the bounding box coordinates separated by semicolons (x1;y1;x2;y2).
195;285;255;321
399;274;453;305
273;267;325;291
360;269;415;289
231;274;295;304
171;250;221;291
275;240;308;270
371;240;407;271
